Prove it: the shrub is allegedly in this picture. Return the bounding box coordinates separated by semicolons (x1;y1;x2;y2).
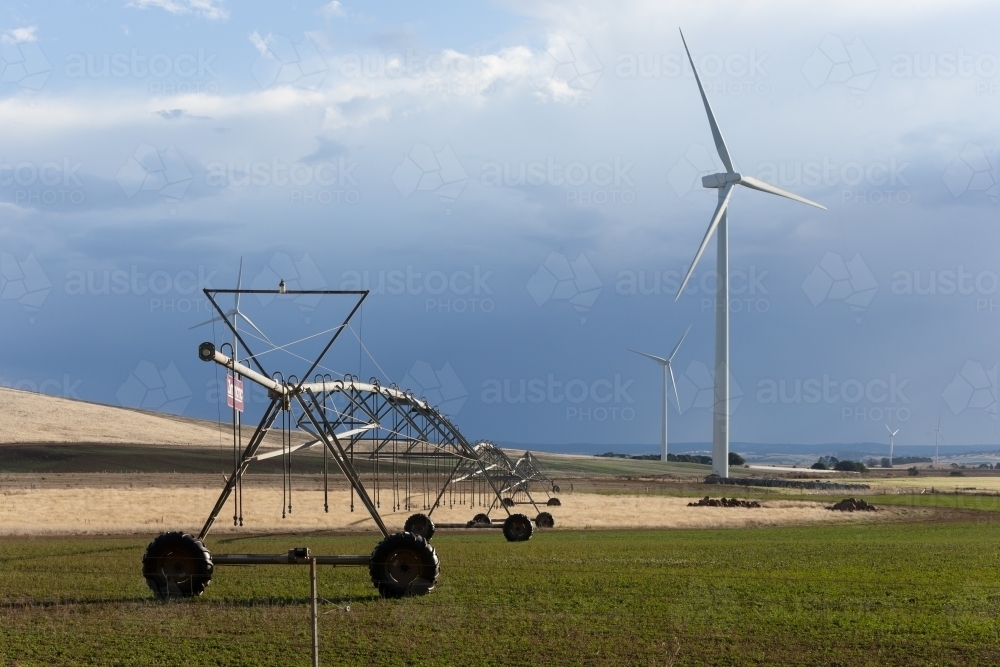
811;460;829;471
907;467;919;476
728;452;745;466
834;459;868;473
950;470;964;476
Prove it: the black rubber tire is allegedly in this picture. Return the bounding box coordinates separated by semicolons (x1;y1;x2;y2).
547;497;561;506
552;484;560;493
501;498;515;508
369;532;439;598
471;513;491;526
142;531;213;600
535;511;555;528
404;513;435;540
502;513;533;542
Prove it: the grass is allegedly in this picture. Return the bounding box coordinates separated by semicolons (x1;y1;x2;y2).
2;521;1000;666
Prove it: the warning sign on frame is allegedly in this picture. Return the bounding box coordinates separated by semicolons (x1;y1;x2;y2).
226;374;244;412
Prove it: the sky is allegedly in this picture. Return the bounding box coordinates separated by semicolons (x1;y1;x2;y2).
0;0;998;453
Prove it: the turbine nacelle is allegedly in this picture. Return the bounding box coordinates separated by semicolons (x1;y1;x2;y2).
702;172;742;189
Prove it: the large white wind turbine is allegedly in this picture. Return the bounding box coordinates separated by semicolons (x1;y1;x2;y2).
629;325;691;462
674;29;826;478
190;258;272;360
886;425;898;467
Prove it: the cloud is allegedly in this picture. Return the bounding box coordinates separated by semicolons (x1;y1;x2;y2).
319;1;346;18
248;30;271;56
1;27;37;44
155;108;210;120
126;0;228;21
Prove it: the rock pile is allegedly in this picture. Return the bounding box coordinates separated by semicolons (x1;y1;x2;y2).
828;497;879;512
687;496;761;508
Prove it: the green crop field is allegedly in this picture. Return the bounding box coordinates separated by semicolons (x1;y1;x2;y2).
3;520;1000;666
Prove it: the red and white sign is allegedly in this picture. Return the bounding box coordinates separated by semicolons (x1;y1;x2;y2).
226;374;244;412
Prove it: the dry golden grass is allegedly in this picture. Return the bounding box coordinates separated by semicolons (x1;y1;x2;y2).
0;387;225;446
874;474;1000;492
0;476;893;536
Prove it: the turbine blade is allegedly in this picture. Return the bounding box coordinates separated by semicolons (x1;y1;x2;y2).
885;424;891;434
237;311;272;343
679;28;734;173
628;349;668;364
667;362;681;412
234;257;243;310
675;183;734;300
737;175;826;210
189;315;222;330
188;310;233;330
668;324;692;362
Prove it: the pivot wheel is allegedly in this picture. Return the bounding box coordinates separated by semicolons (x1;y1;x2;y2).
535;511;555;528
142;531;213;600
369;532;439;599
471;513;491;527
547;497;562;506
502;513;534;542
404;512;435;540
501;498;516;508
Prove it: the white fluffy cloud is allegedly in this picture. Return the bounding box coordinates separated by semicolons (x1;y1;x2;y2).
125;0;228;20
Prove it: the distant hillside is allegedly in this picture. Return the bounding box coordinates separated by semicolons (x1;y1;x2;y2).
499;440;1000;460
0;387;225;447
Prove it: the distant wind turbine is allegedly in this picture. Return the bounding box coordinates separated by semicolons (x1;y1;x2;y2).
190;257;272;361
934;418;945;464
674;29;826;478
629;325;691;462
886;425;899;467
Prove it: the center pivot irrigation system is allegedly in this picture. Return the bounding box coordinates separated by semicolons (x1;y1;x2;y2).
141;284;559;601
402;441;561;540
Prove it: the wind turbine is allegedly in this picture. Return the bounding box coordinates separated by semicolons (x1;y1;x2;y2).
629;325;691;462
934;417;945;464
190;258;273;361
673;29;826;478
886;425;898;467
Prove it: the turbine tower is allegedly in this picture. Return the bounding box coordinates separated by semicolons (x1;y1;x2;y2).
886;425;898;467
674;29;826;478
934;417;944;464
629;325;691;462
